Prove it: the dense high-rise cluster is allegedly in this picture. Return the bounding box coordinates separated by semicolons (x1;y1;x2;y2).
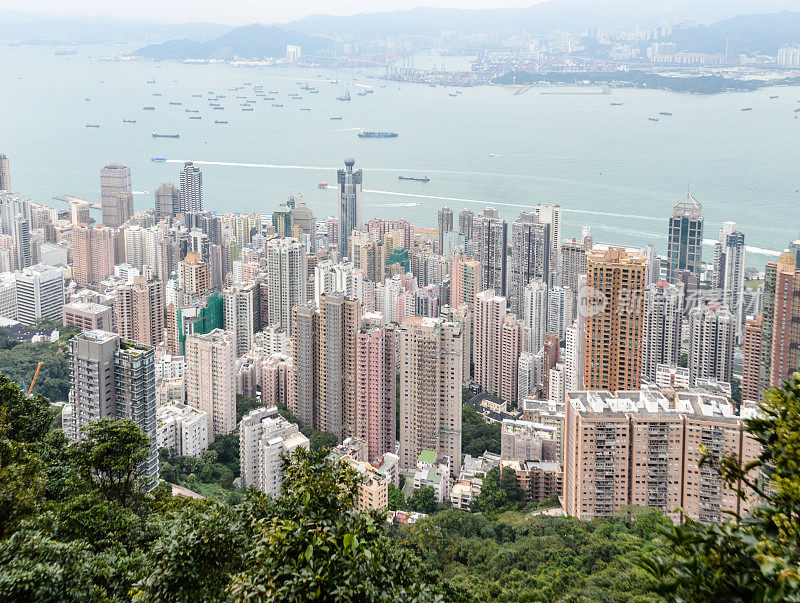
0;149;787;517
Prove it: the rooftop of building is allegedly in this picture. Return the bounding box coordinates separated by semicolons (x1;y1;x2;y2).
566;385;756;422
64;301;111;314
417;450;437;465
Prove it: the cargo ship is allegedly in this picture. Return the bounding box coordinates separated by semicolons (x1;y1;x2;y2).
659;112;672;116
214;120;228;124
336;91;351;101
143;106;155;110
123;119;136;123
610;102;623;106
152;133;179;138
151;157;166;162
85;123;100;128
398;176;430;182
358;129;398;138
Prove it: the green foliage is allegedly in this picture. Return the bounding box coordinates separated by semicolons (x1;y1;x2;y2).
638;374;800;601
472;467;524;518
0;376;447;601
70;418;150;507
236;394;262;422
461;405;501;457
396;508;664;601
228;447;448;601
388;483;406;511
407;486;439;515
0;327;77;401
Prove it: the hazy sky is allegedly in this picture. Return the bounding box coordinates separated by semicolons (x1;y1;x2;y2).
2;0;547;25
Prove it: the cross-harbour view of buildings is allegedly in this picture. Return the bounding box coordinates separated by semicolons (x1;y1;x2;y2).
0;143;794;522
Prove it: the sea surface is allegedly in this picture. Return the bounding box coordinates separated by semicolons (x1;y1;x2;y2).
1;43;799;266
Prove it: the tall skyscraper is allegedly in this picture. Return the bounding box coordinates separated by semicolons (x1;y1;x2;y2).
535;203;561;274
437;206;453;255
0;153;10;190
667;192;703;283
713;222;746;342
178;253;211;302
688;301;735;386
72;225;115;286
458;209;474;242
100;163;133;228
742;317;763;403
473;290;523;404
522;279;548;354
114;276;165;347
337;157;362;259
68;331;158;489
223;282;257;357
14;264;64;326
155;182;180;219
471;209;507;296
642;281;684;382
398;316;463;473
185;329;236;438
450;253;483;311
583;247;646;393
355;315;396;462
546;286;571;340
509;212;550;317
264;237;307;331
12;214;32;271
179;162;203;213
761;252;800;389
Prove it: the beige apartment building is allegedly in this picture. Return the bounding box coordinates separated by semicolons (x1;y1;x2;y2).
114;276;164;347
185;329;236;438
398;316;463;474
563;386;760;524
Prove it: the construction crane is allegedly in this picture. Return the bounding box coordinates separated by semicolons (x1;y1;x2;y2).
26;362;43;398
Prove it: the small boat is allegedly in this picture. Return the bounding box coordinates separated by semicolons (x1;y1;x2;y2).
449;93;457;97
269;91;278;94
398;176;430;182
659;112;672;116
152;132;179;138
213;106;224;110
153;93;162;96
300;108;311;111
85;123;100;128
330;116;343;120
214;120;228;124
489;153;497;157
192;94;202;97
189;116;202;119
610;102;623;106
795;108;800;113
151;157;166;162
648;117;659;122
146;78;155;84
241;108;253;111
265;97;275;100
318;183;329;188
336;91;351;101
741;107;752;111
84;98;90;101
185;109;199;113
143;106;155;110
209;102;220;107
272;103;283;107
123;119;136;123
770;95;779;99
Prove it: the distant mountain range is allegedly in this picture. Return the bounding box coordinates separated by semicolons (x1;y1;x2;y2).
133;24;328;60
0;11;229;44
283;0;800;38
663;11;800;55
